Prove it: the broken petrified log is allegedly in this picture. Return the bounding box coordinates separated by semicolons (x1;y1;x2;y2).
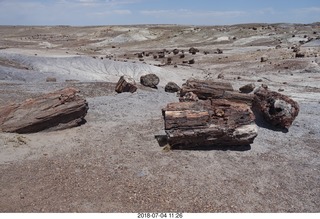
162;99;258;149
115;75;137;93
180;79;254;105
0;87;88;133
253;87;299;129
140;73;160;89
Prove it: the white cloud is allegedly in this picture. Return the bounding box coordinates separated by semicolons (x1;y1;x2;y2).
113;10;132;15
140;9;247;19
294;7;320;13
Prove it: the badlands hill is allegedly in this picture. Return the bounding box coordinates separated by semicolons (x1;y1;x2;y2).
0;23;319;212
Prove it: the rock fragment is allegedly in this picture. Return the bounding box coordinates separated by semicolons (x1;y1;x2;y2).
140;74;160;89
115;76;137;93
239;83;255;93
165;82;180;93
253;87;299;129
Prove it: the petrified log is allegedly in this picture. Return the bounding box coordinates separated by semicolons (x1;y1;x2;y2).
180;79;254;105
115;75;137;93
140;74;160;89
0;87;88;133
162;99;257;149
253;87;299;129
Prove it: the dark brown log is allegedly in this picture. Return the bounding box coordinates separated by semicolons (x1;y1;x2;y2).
253;87;299;129
115;76;137;93
180;79;253;105
162;99;257;149
0;87;88;133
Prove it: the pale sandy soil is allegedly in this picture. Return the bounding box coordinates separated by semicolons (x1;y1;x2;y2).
0;23;319;212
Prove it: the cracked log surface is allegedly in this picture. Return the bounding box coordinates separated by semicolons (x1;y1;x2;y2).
162;99;257;149
0;87;88;133
180;79;254;105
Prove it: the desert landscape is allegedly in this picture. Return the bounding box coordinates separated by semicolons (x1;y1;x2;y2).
0;23;319;212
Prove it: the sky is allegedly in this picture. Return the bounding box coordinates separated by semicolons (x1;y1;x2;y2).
0;0;319;26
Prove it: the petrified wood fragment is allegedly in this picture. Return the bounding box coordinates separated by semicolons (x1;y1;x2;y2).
0;87;88;133
180;79;254;105
253;87;299;129
115;75;137;93
162;99;257;149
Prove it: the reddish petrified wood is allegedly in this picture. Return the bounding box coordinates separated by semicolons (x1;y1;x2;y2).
162;99;257;149
253;87;299;129
115;75;137;93
180;79;254;105
0;87;88;133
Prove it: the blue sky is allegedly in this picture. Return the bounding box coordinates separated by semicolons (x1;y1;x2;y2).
0;0;319;26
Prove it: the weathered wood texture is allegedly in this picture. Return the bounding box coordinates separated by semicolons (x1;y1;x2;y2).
0;87;88;133
253;87;299;129
115;75;137;93
162;99;257;149
180;79;254;105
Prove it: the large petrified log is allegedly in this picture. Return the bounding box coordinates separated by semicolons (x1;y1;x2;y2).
253;87;299;129
180;79;254;105
162;99;258;149
0;87;88;133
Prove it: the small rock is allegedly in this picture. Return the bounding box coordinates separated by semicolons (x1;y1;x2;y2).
278;88;284;92
189;47;199;54
46;77;57;82
179;92;199;102
295;53;305;58
173;49;179;55
165;82;180;93
140;74;160;89
261;84;268;89
261;55;268;62
257;79;263;82
188;59;195;64
217;73;224;79
239;83;255;93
